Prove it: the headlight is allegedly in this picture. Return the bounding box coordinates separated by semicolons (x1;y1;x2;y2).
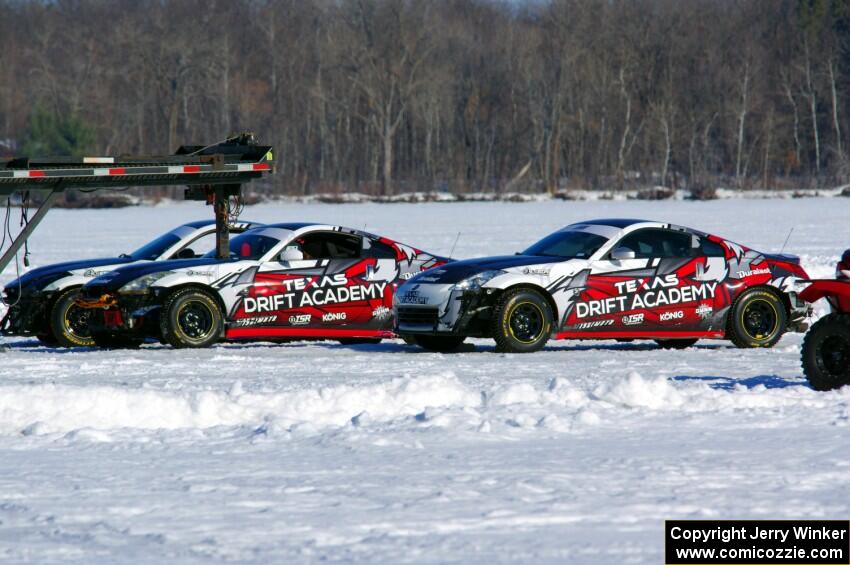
119;271;174;294
452;270;505;291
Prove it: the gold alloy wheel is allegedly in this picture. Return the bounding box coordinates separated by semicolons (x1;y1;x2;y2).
506;301;546;344
51;289;96;347
739;297;779;340
174;299;217;343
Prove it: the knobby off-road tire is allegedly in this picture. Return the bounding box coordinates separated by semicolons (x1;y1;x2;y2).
411;335;466;353
491;288;553;353
726;288;787;348
49;288;96;347
160;288;223;349
654;338;699;350
801;313;850;391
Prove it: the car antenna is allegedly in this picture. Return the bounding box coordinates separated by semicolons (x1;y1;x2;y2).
780;227;795;254
449;232;461;258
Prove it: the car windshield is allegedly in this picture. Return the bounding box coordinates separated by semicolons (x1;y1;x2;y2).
129;232;182;261
522;230;608;259
204;232;282;261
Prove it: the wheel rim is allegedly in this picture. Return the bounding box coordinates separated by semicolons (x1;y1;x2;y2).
508;302;545;343
817;334;850;380
177;301;215;340
64;304;93;339
741;299;778;340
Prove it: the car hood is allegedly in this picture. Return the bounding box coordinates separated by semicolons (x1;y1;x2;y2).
85;257;232;290
410;254;564;284
7;256;132;290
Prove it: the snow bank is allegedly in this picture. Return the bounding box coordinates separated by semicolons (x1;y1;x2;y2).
591;371;845;414
0;373;481;436
1;369;844;437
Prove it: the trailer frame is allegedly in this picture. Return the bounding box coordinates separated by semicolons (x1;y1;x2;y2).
0;133;273;274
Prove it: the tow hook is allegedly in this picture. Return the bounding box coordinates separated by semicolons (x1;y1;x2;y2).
75;294;118;310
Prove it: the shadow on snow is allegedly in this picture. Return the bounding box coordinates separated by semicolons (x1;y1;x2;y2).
672;374;805;390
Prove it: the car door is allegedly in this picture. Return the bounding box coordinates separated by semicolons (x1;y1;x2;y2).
575;228;720;334
250;230;393;332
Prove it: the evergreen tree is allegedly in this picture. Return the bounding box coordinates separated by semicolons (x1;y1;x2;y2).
22;105;95;157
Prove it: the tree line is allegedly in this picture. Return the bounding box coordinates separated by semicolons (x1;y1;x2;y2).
1;0;849;197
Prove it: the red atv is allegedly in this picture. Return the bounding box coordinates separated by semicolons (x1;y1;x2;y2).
799;249;850;390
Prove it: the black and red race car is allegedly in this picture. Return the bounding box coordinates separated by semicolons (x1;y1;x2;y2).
395;219;812;353
78;223;448;348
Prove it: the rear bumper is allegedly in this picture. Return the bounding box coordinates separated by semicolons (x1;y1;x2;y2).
787;291;813;332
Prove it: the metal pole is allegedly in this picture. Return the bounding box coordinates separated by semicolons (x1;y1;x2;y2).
0;188;61;274
214;186;229;259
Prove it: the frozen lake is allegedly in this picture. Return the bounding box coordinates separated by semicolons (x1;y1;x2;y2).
0;198;848;563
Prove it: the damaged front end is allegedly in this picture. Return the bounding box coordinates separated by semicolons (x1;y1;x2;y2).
1;286;57;337
394;283;501;337
76;285;163;340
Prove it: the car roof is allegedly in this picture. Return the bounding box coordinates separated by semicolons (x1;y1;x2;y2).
265;222;321;231
180;219;264;229
573;218;649;228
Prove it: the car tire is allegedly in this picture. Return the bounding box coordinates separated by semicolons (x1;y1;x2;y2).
726;288;787;348
801;313;850;391
160;288;224;349
654;338;698;349
491;288;553;353
36;333;59;346
91;331;143;349
49;288;96;347
411;335;466;352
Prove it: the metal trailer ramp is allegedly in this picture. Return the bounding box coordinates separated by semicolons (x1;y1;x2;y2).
0;134;274;273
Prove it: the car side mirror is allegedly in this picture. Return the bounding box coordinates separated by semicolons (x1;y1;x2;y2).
176;248;195;259
279;246;304;262
611;247;636;261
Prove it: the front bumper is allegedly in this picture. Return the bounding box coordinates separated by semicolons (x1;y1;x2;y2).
394;283;494;336
0;289;55;336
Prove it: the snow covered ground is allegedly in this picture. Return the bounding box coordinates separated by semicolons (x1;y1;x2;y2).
0;199;848;563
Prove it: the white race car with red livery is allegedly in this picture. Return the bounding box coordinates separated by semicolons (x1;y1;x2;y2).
79;223;447;348
394;219;811;353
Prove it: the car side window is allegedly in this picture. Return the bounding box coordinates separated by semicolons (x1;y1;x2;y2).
365;239;397;259
615;229;693;259
170;232;216;259
697;237;726;257
295;232;362;260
